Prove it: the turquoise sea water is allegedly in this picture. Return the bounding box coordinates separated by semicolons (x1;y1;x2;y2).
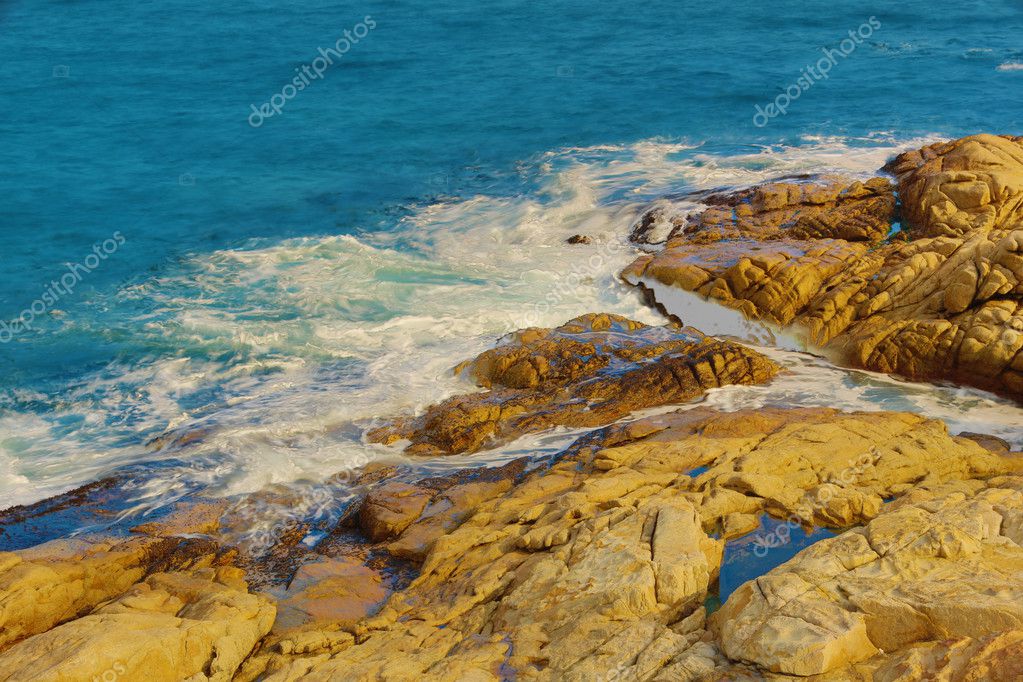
2;1;1023;523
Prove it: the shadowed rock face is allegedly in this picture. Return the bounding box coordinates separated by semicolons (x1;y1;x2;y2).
367;313;779;455
624;135;1023;400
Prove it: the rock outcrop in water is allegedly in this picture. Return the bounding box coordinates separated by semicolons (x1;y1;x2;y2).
624;134;1023;400
368;313;779;455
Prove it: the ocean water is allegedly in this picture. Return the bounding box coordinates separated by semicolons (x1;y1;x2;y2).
2;1;1023;529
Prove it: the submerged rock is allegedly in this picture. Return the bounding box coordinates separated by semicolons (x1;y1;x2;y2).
624;134;1023;400
367;313;779;455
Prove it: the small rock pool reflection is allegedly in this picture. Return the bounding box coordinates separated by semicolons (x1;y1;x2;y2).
706;514;838;613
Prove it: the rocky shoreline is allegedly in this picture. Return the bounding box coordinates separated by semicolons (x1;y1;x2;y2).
623;134;1023;399
2;134;1023;681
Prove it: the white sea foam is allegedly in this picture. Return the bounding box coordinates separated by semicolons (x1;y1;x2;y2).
997;62;1023;72
627;276;806;350
6;133;1021;528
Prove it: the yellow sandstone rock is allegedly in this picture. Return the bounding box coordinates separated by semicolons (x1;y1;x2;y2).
713;476;1023;678
239;407;1020;680
0;569;275;682
624;135;1023;399
368;313;779;455
885;133;1023;237
0;533;217;651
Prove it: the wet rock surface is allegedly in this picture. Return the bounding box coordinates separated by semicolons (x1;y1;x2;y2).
624;134;1023;400
0;476;145;552
367;313;779;455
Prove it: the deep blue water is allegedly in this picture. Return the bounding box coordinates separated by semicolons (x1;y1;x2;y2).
717;516;838;605
1;0;1022;509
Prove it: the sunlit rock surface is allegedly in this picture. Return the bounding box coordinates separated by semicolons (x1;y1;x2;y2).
0;528;274;682
235;407;1020;680
1;405;1020;680
714;476;1023;678
885;133;1023;238
368;313;779;455
624;135;1023;399
4;135;1023;680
